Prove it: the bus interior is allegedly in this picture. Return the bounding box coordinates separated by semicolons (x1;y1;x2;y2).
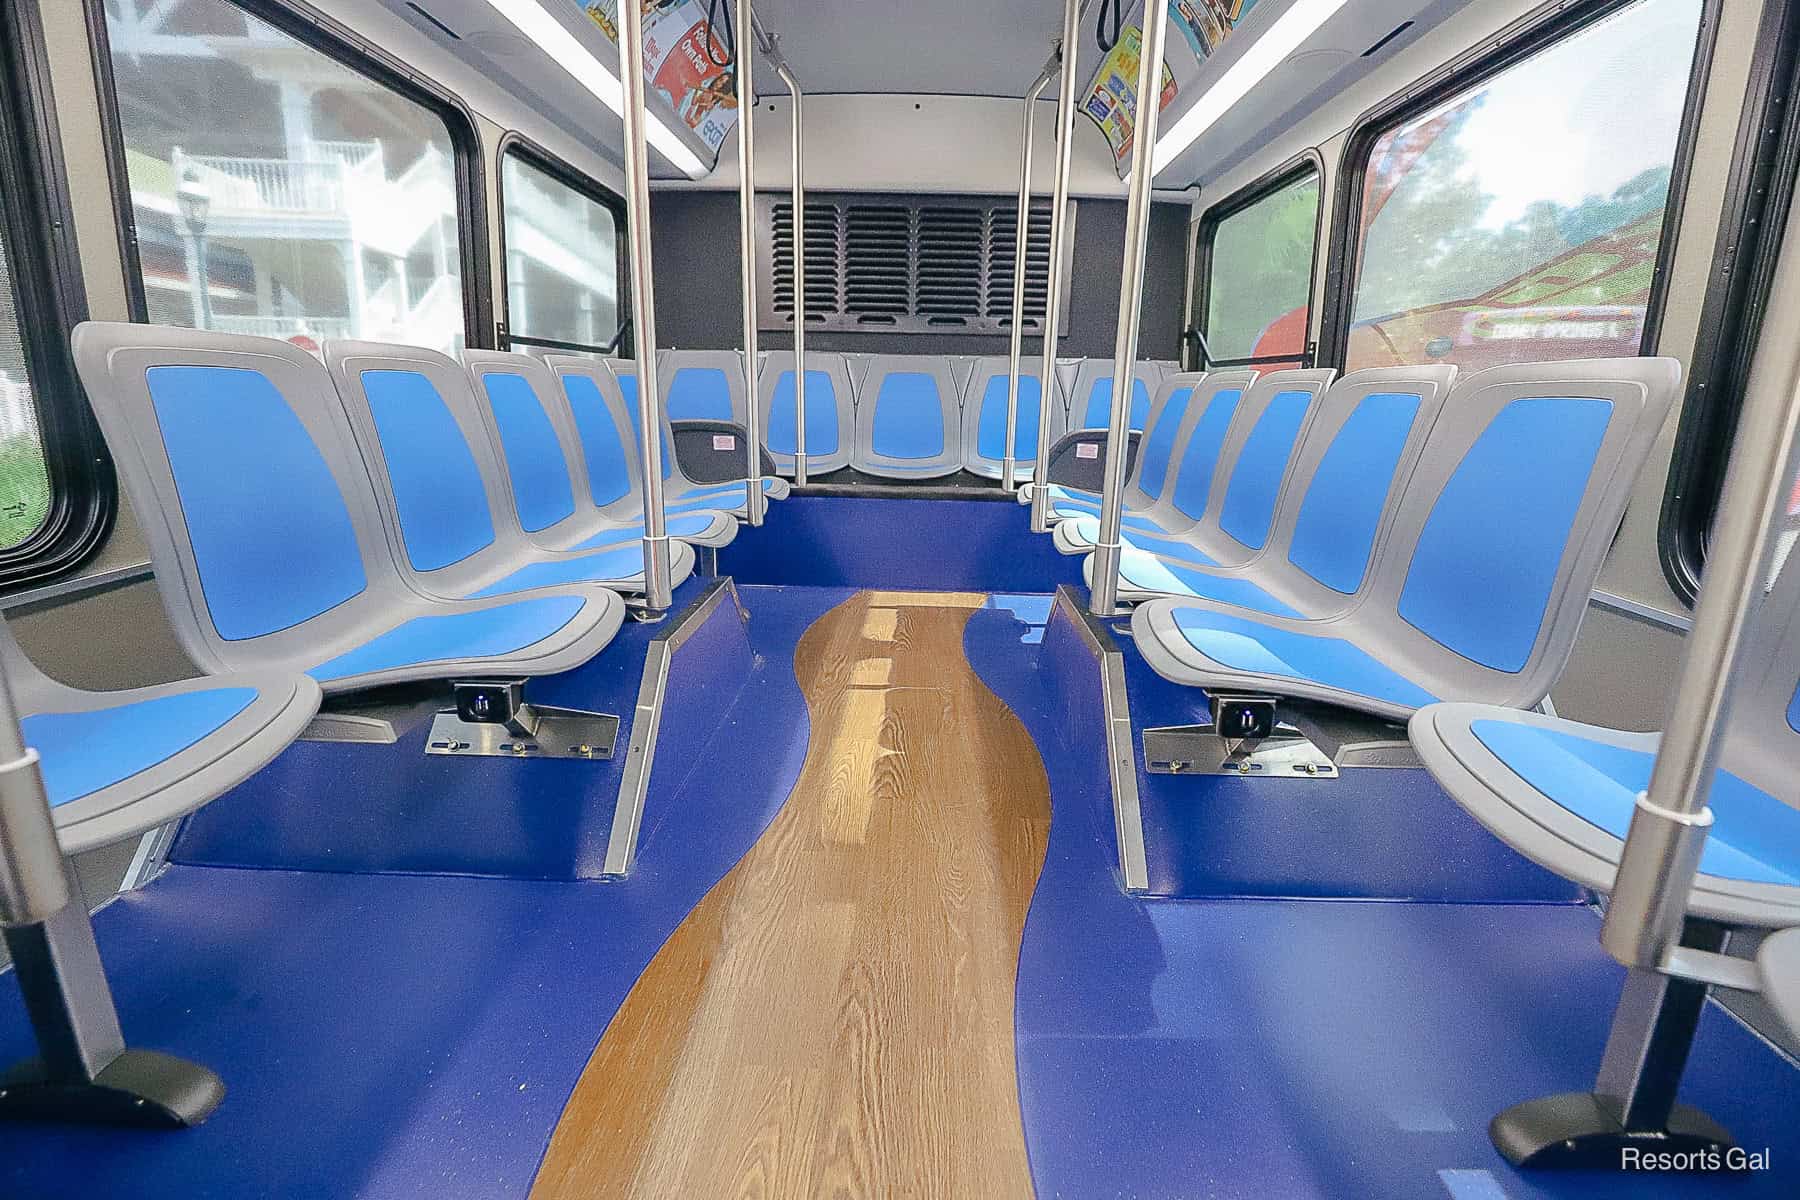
1;0;1800;1195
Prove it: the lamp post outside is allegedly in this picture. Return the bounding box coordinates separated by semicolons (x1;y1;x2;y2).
176;169;214;331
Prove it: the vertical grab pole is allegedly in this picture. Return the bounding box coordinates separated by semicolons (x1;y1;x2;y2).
1089;0;1169;616
0;660;223;1127
1003;68;1055;493
776;59;808;487
620;0;673;613
1031;0;1085;534
734;0;765;525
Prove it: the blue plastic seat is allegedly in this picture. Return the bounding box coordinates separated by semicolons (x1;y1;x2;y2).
1076;367;1456;613
1410;542;1800;927
1044;367;1267;528
72;323;629;696
327;342;700;600
851;356;964;478
660;350;751;424
959;356;1067;481
1065;358;1162;432
1056;369;1337;562
757;351;856;476
3;618;320;854
596;358;790;514
1134;359;1683;721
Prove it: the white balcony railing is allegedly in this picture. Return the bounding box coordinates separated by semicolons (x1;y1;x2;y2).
209;315;353;341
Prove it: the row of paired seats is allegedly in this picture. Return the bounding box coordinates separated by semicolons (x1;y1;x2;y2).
20;324;783;855
1043;355;1800;1064
656;348;1176;482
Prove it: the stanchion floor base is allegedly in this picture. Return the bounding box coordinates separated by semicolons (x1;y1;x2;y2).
0;1048;224;1128
1491;1091;1739;1170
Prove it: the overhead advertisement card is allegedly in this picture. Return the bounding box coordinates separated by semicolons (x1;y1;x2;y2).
1085;1;1264;176
580;1;740;159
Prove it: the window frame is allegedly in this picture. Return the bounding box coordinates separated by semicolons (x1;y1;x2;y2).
1658;0;1800;605
495;131;633;358
1316;0;1722;371
1189;150;1324;371
0;0;117;589
84;0;495;347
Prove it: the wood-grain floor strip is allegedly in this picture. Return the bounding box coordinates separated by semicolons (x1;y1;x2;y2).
531;591;1052;1199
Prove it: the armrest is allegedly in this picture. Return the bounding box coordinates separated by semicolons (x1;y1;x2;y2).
1043;428;1144;494
668;419;777;484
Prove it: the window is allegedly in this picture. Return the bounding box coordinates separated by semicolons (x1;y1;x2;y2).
99;0;482;353
499;141;628;353
1195;163;1320;369
1338;0;1707;372
0;1;112;580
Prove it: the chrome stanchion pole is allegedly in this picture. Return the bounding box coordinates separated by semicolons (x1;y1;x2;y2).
1030;0;1086;535
621;0;673;613
734;0;765;524
1003;65;1055;493
0;665;222;1126
1089;0;1169;616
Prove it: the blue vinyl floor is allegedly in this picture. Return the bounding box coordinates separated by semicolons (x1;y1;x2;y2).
3;570;1797;1198
963;601;1800;1200
0;585;848;1199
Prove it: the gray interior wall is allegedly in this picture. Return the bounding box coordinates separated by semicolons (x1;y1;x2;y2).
651;192;1189;362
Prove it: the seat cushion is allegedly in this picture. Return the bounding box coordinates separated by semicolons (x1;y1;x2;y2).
469;545;644;599
1063;516;1216;565
308;596;588;682
1471;720;1800;887
1116;553;1298;618
572;512;718;551
25;688;259;808
1167;606;1438;710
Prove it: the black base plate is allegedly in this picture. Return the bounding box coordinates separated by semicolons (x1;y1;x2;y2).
1491;1092;1740;1170
0;1049;224;1128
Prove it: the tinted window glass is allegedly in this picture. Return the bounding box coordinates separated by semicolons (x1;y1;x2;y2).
105;0;468;353
1203;170;1319;368
1346;0;1704;371
501;151;623;350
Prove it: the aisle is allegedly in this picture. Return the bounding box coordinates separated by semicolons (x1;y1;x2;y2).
531;591;1052;1199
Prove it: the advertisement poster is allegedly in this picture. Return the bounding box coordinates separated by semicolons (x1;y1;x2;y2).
1083;25;1179;173
581;1;739;157
1085;1;1264;176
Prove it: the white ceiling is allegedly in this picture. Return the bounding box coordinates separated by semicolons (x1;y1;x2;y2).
379;0;1479;189
743;0;1066;97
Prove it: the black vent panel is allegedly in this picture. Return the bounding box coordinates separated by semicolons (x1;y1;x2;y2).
758;193;1073;336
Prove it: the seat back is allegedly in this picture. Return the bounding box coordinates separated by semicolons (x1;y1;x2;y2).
1155;370;1261;523
1207;368;1339;558
1270;366;1459;601
758;350;856;475
535;354;646;516
1364;358;1681;706
959;356;1067;480
325;341;528;598
461;351;592;550
662;349;751;425
1066;359;1162;432
1126;371;1209;506
852;355;964;478
71;322;403;672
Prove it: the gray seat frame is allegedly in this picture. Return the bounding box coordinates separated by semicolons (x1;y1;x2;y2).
958;355;1069;481
72;323;627;695
1132;358;1681;720
756;349;857;476
4;618;320;854
850;355;966;479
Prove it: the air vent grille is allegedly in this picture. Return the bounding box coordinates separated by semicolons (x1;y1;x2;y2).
758;193;1074;336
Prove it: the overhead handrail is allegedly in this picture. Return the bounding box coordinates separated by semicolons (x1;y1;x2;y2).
752;16;811;487
1090;0;1171;616
619;0;675;614
734;0;765;523
1029;0;1092;534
